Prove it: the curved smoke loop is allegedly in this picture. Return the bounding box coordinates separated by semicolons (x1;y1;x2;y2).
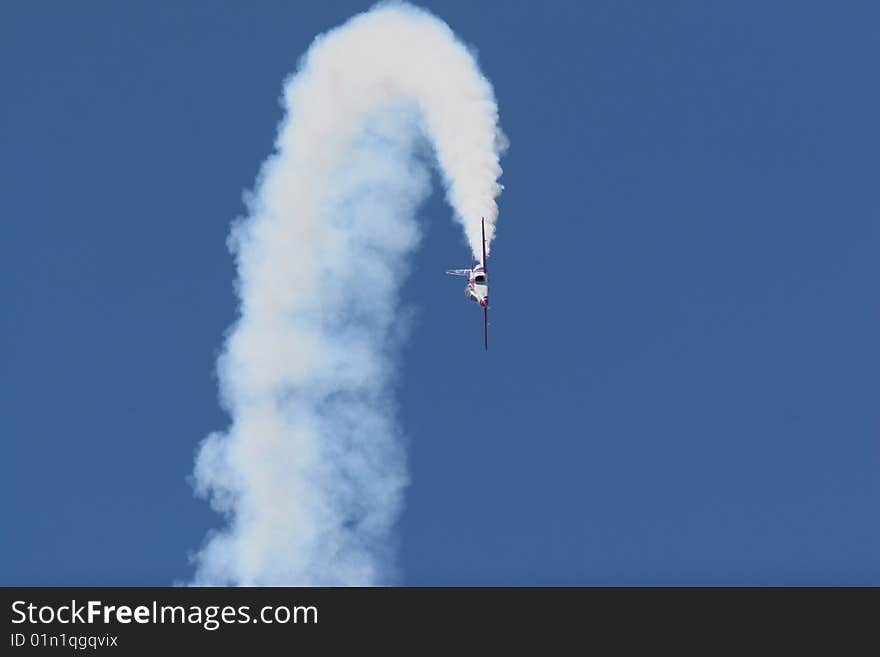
191;3;505;585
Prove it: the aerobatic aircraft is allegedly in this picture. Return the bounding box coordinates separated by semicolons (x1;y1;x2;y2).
446;218;490;350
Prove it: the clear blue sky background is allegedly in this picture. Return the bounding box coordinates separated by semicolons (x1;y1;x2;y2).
2;1;877;585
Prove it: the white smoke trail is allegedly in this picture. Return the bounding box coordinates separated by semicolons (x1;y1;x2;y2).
190;3;505;585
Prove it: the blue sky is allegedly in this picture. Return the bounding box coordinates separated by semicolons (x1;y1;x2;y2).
2;1;877;585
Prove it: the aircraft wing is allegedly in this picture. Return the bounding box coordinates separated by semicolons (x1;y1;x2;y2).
481;218;487;272
482;218;489;350
445;269;472;276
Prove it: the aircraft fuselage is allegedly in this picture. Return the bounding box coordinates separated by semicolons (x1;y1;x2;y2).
465;264;489;307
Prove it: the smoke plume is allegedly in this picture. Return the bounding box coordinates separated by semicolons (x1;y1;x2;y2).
191;2;505;585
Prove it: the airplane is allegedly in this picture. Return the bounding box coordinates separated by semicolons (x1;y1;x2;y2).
446;218;490;350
